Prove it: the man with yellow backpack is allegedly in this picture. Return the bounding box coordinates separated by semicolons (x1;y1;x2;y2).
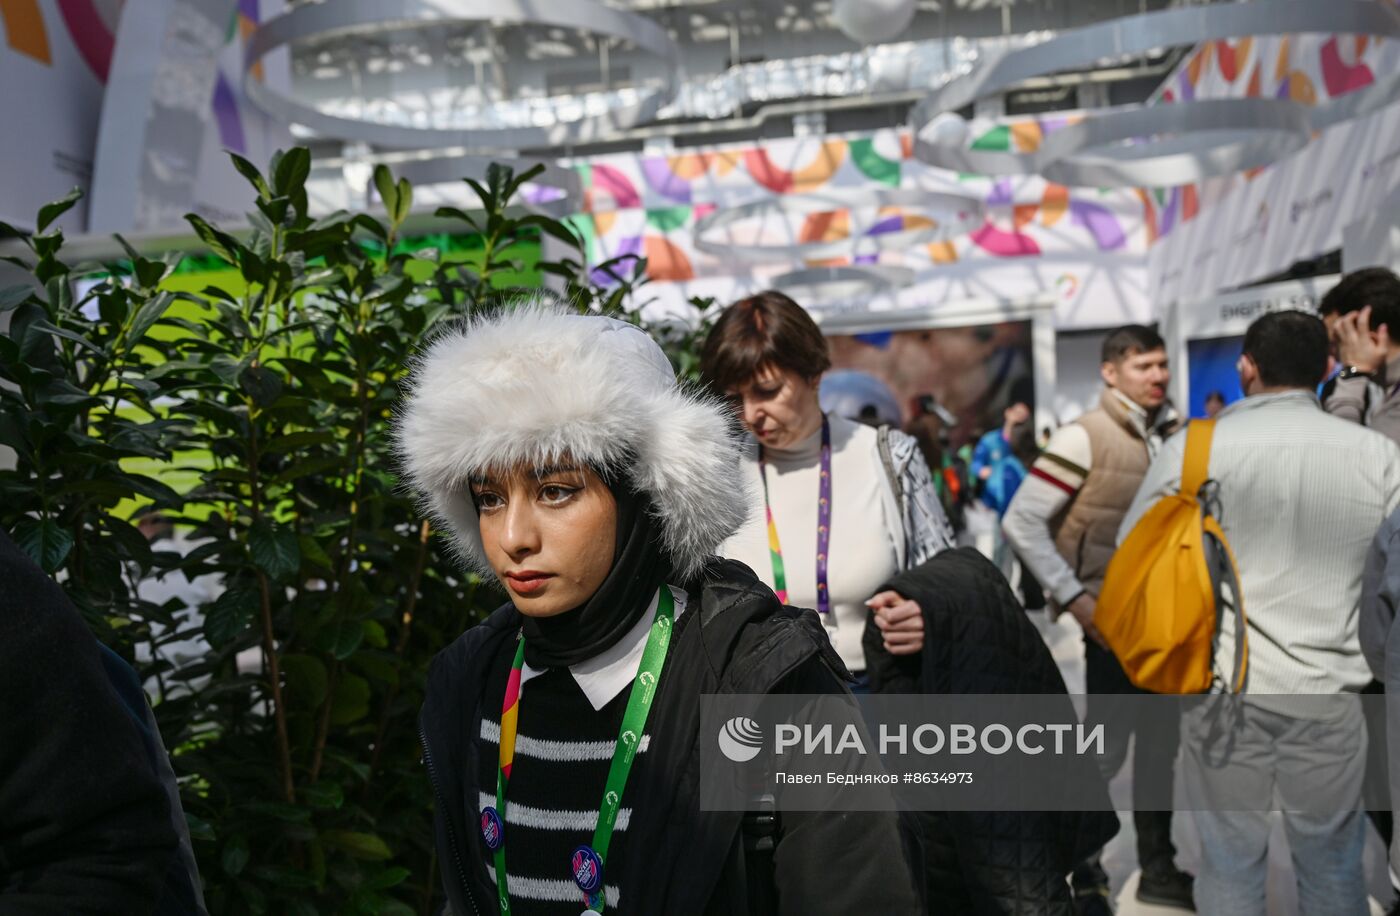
1112;310;1400;915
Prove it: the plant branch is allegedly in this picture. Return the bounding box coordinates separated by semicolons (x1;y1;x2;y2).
367;518;431;779
248;407;295;803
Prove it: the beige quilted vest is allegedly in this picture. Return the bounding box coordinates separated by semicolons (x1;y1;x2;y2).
1050;390;1175;597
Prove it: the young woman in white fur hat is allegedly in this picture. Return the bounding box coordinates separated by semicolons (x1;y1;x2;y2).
398;303;920;916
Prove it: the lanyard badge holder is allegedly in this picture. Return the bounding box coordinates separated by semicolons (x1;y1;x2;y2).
481;587;676;914
758;416;832;614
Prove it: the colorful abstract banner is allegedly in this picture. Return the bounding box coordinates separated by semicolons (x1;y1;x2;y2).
1148;31;1400;307
0;0;291;235
558;125;1152;330
0;0;119;230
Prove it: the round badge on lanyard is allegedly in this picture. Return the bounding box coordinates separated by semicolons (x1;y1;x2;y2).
481;807;504;851
571;844;604;895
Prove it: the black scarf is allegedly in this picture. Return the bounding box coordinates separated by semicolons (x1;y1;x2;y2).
520;473;668;669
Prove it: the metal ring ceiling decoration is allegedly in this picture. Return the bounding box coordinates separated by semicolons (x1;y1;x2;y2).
911;0;1400;188
692;188;986;265
370;154;583;218
244;0;680;150
774;265;916;302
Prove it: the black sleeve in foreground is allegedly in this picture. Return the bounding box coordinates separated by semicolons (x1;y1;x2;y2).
767;657;922;916
0;529;177;914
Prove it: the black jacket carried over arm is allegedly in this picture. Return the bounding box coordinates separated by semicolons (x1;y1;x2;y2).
0;528;179;914
420;558;922;916
864;548;1119;916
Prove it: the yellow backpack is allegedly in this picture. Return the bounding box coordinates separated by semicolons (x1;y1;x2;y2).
1094;419;1248;695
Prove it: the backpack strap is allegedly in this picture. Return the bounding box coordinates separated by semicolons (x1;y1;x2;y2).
1180;418;1216;497
1183;418;1251;694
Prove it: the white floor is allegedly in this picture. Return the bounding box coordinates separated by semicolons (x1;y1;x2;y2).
1028;608;1395;916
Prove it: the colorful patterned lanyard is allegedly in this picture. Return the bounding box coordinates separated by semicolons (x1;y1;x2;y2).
758;416;832;614
480;587;676;915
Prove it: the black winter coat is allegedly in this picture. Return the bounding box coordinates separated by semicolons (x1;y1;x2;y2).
0;528;179;914
421;559;922;916
863;548;1119;915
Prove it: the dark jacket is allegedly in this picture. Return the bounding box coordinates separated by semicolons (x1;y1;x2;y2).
0;528;180;914
864;548;1119;915
420;558;922;916
97;646;208;915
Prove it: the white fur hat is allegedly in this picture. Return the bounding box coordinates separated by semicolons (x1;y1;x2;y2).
396;302;748;580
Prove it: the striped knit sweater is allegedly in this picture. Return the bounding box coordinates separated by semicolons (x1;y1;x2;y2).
473;632;658;914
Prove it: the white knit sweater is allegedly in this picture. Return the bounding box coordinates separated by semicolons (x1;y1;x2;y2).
720;414;902;673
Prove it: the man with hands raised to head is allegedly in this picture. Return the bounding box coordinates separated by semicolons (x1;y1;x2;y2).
1321;267;1400;446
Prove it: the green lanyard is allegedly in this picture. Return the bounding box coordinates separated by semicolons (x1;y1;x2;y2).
482;586;676;915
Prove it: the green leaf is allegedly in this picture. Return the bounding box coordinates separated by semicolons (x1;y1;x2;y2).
229;152;271;198
273;457;343;485
222;835;250;876
104;516;154;574
37;378;96;408
321;830;392;861
361;619;387;649
204;586;259;648
316;617;365;661
393;177;413;226
185;813;215;843
255;195;291;228
243;800;312;822
263;429;335;453
11;518;74;573
350;214;388;241
433;206;481;232
238;364;283;408
302;782;345;810
281;653;329;706
67;479;139;500
519;213;584;249
298;534;334;572
373;165;397;216
365;866;411;891
126;291;175;347
250;865;318;890
237;247;268;286
36;187;82;233
0;285;31;312
207;354;244;386
31;318;101;353
330;673;370;724
184;213;241;266
249;519;300;580
132;257;169;290
273;147;312;198
350;652;399;687
121;473;182;506
96;290;129;327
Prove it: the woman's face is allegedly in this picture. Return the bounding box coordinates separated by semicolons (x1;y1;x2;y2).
727;362;824;451
470;461;617;617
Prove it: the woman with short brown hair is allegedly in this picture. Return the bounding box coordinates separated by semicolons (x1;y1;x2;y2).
701;290;953;689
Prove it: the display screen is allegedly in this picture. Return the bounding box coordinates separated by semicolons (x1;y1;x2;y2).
1186;335;1245;418
826;320;1035;448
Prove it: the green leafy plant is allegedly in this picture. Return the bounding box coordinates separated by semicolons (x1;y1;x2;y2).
0;149;682;914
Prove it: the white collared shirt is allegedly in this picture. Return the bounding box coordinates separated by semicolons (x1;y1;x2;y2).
519;584;688;712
